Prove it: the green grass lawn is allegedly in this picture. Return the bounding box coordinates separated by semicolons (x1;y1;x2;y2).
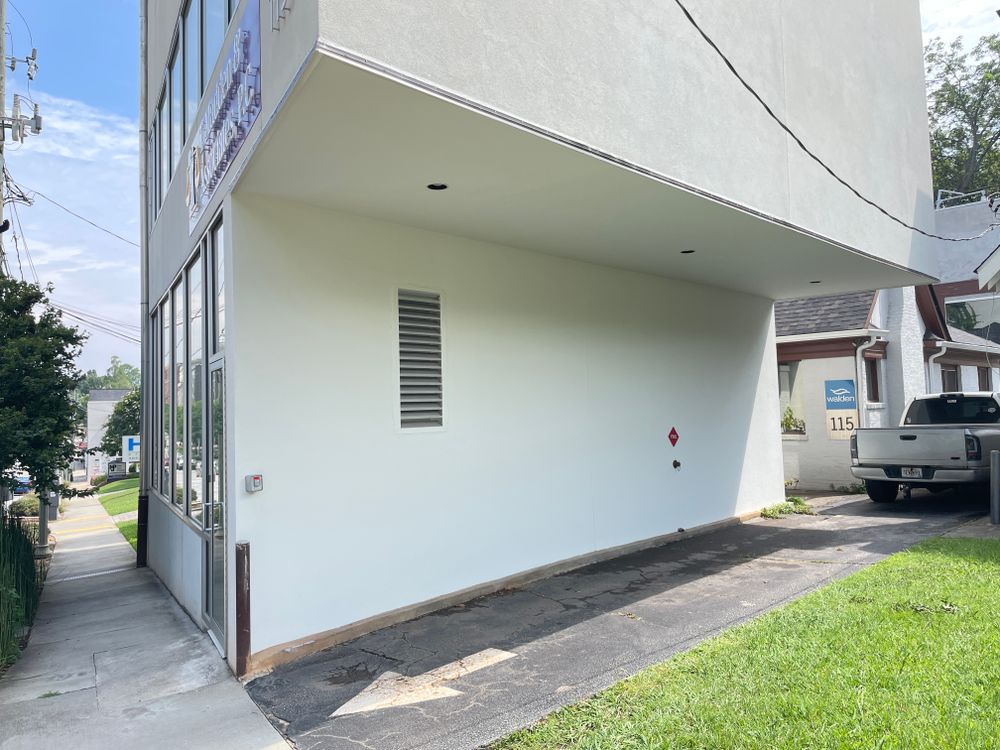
116;520;138;551
98;487;139;517
495;537;1000;750
97;477;139;495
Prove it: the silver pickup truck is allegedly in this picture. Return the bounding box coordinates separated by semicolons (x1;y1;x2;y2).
850;392;1000;503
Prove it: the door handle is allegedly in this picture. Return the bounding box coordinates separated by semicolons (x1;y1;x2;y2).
899;435;917;441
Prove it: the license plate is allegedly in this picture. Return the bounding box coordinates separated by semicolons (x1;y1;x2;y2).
901;467;922;479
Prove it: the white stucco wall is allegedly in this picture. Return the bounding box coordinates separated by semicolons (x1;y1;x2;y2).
316;0;936;277
227;194;784;654
780;356;858;491
880;287;927;426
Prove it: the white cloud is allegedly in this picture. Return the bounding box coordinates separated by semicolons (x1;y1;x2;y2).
922;0;999;49
2;88;140;372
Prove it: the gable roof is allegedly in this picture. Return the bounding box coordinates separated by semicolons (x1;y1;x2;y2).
774;290;876;337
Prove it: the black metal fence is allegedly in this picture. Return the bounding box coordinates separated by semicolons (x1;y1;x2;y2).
0;506;42;665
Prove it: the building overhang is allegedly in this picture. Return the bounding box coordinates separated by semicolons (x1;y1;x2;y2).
777;329;888;361
924;339;1000;366
235;48;935;299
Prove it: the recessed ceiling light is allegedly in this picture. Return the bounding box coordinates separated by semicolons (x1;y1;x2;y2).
426;183;448;191
680;249;696;254
810;280;822;284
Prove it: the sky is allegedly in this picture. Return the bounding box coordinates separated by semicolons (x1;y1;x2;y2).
1;0;998;375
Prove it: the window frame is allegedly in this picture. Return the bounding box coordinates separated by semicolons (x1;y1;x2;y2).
941;364;961;393
172;278;187;509
865;358;882;404
186;250;207;525
978;366;992;392
149;211;224;527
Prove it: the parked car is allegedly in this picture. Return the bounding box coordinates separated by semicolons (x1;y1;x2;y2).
12;473;31;495
850;392;1000;502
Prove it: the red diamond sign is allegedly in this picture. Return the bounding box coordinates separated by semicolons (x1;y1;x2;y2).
668;427;679;447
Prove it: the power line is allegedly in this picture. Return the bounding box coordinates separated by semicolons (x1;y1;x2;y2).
52;299;141;331
670;0;1000;244
8;2;32;49
8;178;139;248
9;194;38;283
52;306;141;345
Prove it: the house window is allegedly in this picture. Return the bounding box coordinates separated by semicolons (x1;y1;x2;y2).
979;366;992;391
778;362;804;434
398;290;443;428
865;358;881;403
941;364;961;392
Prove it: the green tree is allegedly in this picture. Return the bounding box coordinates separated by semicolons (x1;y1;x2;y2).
72;355;141;430
926;35;1000;198
0;278;85;497
98;389;141;456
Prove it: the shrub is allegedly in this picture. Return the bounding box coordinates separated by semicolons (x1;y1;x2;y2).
0;507;42;665
90;474;107;488
127;464;139;475
6;496;39;518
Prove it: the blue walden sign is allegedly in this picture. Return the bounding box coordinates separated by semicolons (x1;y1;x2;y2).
824;380;857;410
186;0;261;231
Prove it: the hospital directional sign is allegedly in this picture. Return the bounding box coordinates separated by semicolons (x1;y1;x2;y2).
122;435;141;463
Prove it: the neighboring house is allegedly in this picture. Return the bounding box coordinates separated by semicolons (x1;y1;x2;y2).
777;287;1000;490
86;389;131;479
141;1;939;675
933;194;1000;344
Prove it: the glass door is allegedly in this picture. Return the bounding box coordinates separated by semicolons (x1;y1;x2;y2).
205;362;226;641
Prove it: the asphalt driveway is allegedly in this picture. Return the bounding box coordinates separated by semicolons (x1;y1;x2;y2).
247;492;985;750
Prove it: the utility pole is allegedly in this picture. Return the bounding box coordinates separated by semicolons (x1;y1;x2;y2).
1;0;7;276
0;0;42;278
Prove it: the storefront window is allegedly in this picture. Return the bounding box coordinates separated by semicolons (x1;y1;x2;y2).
189;257;205;523
213;222;225;353
161;302;172;493
174;281;186;508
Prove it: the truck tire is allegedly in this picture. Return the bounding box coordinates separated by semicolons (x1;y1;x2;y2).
865;480;899;503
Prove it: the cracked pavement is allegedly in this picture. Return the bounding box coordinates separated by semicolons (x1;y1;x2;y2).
246;492;985;750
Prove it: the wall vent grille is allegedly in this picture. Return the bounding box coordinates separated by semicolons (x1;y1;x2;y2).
398;290;443;428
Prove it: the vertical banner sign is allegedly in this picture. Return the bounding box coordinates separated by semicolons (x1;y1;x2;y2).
186;1;261;232
824;379;858;440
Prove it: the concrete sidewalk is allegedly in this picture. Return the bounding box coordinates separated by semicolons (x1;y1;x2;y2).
0;493;286;750
248;492;988;750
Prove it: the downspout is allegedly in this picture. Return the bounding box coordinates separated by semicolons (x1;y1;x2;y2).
927;342;949;393
855;336;879;428
136;0;150;567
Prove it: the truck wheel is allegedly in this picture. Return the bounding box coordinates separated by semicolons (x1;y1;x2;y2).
865;480;899;503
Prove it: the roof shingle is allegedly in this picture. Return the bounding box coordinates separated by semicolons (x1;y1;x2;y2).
774;291;876;337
